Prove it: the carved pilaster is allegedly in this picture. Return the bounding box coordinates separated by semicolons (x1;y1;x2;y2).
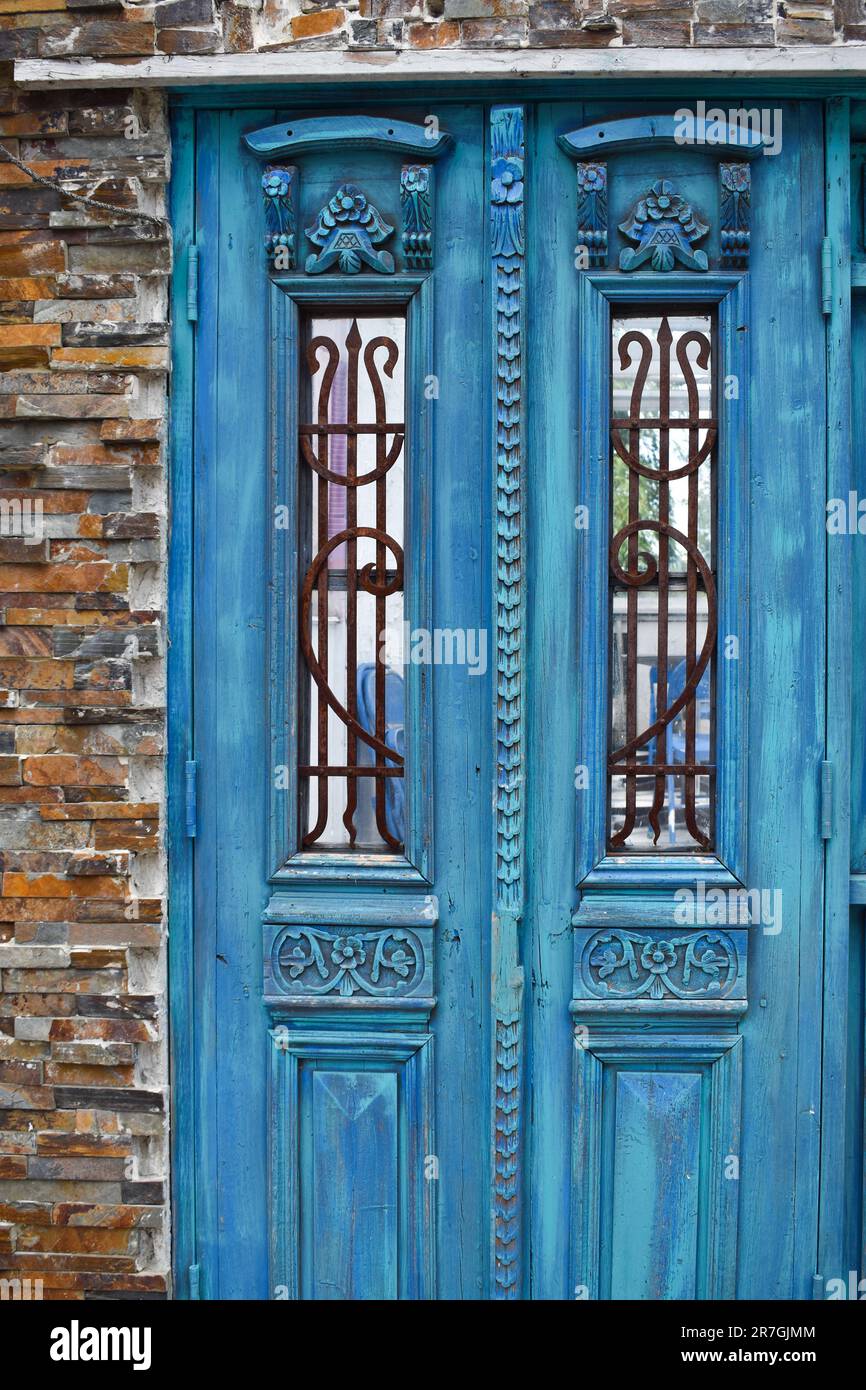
576;161;608;268
262;165;297;270
401;163;433;269
490;104;526;1302
720;162;751;269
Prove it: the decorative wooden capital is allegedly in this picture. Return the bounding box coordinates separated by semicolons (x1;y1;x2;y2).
245;115;451;275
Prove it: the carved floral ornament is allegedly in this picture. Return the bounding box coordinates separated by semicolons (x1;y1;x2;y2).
581;927;739;1001
619;178;709;273
305;184;395;276
571;155;752;273
259;163;435;274
272;925;426;998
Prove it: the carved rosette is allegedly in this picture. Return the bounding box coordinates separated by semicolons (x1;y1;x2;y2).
490;105;526;1302
272;925;426;998
581;928;739;1001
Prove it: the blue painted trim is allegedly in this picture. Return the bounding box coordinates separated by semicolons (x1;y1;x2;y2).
575;271;749;892
490;103;526;1303
170;78;866;113
267;274;433;887
820;95;853;1289
244;114;452;161
558;113;769;161
167;102;197;1299
573;890;756;929
186;107;224;1303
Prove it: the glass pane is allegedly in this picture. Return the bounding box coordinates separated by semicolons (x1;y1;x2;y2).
608;312;716;851
299;313;406;852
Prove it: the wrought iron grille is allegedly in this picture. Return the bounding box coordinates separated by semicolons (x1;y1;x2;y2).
298;316;406;852
608;312;717;851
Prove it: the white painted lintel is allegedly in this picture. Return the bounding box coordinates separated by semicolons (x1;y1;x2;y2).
13;46;866;90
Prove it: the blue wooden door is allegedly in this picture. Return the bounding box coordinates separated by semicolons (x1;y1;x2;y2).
176;95;835;1300
182;103;491;1299
527;99;828;1300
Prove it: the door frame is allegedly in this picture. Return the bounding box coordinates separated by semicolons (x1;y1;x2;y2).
167;84;855;1299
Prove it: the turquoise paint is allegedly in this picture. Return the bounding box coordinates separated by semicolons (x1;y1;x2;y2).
821;97;854;1288
609;1071;702;1300
173;99;488;1299
167;102;198;1299
559;113;770;161
307;1069;399;1300
244;113;453;161
167;87;860;1301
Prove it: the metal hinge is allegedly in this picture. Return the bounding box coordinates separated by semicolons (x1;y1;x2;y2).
188;1263;201;1299
185;759;197;839
821;236;833;315
187;244;199;323
821;761;833;839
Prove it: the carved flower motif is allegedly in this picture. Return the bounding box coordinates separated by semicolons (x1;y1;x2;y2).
328;187;368;223
402;165;427;194
580;163;606;192
263;170;290;200
637;179;693;227
640;940;677;975
723;164;751;192
492;155;524;206
331;935;366;972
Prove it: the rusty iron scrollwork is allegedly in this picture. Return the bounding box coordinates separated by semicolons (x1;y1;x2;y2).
299;318;405;851
608;315;717;849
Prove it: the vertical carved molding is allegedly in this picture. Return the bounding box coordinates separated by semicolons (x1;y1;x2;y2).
401;163;433;269
262;164;297;268
490;105;525;1301
576;161;607;267
720;162;751;269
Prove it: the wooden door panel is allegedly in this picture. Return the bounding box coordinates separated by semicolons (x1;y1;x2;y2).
190;102;488;1299
528;98;826;1301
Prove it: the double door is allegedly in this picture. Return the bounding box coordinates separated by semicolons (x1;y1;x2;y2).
175;95;839;1299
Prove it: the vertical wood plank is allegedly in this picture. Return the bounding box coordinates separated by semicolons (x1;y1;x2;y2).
167;101;198;1299
820;94;853;1285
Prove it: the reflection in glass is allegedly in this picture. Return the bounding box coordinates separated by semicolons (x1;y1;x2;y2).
299;314;406;852
608;313;716;851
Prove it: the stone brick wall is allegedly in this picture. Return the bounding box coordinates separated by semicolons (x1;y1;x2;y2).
0;79;169;1298
0;0;863;1307
1;2;865;59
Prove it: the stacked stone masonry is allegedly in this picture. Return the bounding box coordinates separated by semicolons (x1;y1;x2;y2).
0;0;863;1304
0;2;865;60
0;75;169;1299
